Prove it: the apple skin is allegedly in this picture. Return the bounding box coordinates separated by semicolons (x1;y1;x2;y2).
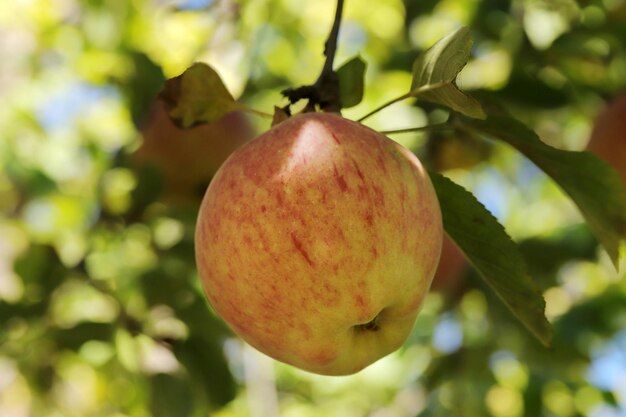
195;112;442;376
586;92;626;188
133;102;255;204
430;234;468;293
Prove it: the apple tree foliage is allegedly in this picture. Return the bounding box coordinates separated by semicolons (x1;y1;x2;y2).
1;0;626;416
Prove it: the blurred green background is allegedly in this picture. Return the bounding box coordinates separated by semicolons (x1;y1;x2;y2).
1;0;626;416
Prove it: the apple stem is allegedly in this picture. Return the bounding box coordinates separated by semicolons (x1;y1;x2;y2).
281;0;344;112
356;318;380;332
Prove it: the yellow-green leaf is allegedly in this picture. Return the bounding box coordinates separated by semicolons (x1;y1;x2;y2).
411;27;485;119
159;62;238;128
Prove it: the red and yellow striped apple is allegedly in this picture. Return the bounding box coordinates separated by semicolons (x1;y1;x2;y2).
195;112;442;375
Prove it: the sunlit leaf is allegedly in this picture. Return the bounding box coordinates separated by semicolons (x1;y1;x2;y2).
463;115;626;266
114;329;140;373
411;27;485;119
337;55;366;108
159;62;238;129
429;172;552;346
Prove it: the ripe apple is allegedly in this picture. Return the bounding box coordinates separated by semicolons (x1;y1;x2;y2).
132;102;255;204
195;112;442;376
430;234;468;294
586;92;626;188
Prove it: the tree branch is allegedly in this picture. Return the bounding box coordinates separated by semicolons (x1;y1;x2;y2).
281;0;345;112
318;0;343;82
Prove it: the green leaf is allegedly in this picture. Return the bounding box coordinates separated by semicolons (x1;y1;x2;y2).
337;55;366;108
174;335;236;409
518;224;597;287
149;373;194;417
463;115;626;266
429;172;552;346
124;51;166;127
410;26;486;119
158;62;238;129
53;322;115;351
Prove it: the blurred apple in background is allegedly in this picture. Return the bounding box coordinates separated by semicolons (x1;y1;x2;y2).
430;234;468;294
195;112;443;376
586;92;626;188
426;131;491;172
132;102;255;204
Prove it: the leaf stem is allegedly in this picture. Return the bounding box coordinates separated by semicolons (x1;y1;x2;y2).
358;80;457;123
410;80;449;95
240;106;274;119
380;122;453;135
357;92;411;122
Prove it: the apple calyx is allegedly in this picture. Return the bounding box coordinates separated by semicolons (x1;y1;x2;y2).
356;316;381;332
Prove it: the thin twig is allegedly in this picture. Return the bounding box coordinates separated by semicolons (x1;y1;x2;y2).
357;80;452;122
380;122;453;135
357;93;411;122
